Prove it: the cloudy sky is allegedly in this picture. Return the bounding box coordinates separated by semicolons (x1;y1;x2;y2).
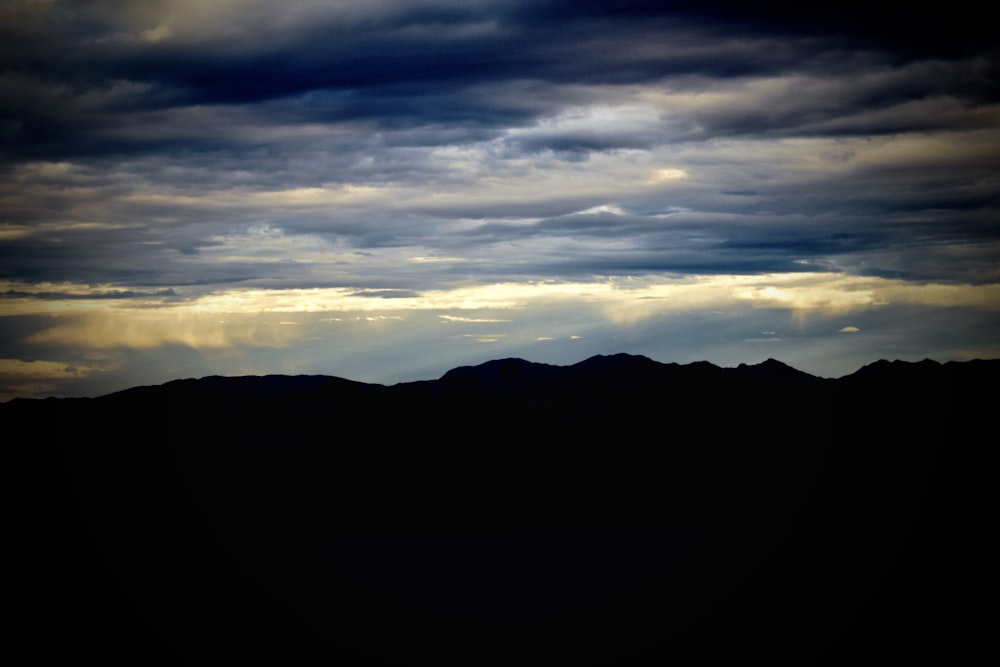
1;0;998;399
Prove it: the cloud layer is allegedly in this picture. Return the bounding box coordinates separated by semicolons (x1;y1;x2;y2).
2;0;998;398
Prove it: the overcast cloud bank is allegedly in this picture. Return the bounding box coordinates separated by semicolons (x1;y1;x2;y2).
2;1;998;399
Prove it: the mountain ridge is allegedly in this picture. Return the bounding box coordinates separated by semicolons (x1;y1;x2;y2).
5;352;995;665
5;353;998;404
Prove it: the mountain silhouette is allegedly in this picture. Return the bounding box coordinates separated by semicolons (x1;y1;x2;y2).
4;355;996;665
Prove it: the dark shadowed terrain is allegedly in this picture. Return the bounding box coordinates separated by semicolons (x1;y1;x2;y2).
4;354;997;665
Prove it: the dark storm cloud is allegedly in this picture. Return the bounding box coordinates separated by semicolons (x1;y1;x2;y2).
3;1;994;162
1;287;176;300
443;209;868;278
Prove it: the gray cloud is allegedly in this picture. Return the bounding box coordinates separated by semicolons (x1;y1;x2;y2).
1;0;997;399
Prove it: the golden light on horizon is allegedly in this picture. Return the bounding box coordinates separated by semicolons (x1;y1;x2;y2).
7;272;998;351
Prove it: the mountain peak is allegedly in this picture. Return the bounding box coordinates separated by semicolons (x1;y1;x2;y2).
438;357;560;391
571;353;660;371
843;357;943;382
733;358;819;382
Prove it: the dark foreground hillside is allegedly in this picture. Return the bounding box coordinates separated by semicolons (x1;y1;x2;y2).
4;355;997;665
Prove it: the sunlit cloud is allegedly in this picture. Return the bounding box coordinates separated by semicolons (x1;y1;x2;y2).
25;312;304;349
409;256;467;263
0;358;90;379
650;168;688;182
0;357;113;402
439;315;511;323
460;334;505;343
8;273;999;352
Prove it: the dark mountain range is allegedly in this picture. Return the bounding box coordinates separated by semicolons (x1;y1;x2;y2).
4;355;996;665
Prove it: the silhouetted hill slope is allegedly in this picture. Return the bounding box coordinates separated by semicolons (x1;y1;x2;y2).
841;357;1000;392
437;357;563;393
4;355;996;665
732;357;823;384
103;373;379;402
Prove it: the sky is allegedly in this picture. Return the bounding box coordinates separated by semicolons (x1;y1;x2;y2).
1;0;998;400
